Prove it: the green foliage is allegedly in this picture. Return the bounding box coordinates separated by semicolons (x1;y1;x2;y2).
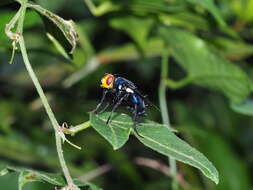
231;0;253;22
194;131;251;190
159;26;252;103
158;12;209;31
1;0;253;189
91;112;218;184
28;3;78;57
110;16;154;50
211;37;253;60
0;10;40;48
90;113;132;150
136;124;218;184
231;99;253;116
0;166;101;190
175;102;252;190
185;0;226;27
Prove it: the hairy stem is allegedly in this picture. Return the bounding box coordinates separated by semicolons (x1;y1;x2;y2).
159;52;178;190
15;1;79;189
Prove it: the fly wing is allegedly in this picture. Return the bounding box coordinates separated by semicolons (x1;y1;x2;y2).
134;89;160;112
121;77;138;89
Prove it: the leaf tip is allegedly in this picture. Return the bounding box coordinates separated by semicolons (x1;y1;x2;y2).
112;145;121;150
214;172;219;185
0;168;9;176
209;169;219;185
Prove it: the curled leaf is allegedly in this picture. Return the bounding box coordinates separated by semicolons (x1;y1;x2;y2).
28;3;78;55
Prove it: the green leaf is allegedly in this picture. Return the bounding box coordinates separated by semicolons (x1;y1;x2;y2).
210;37;253;60
136;124;219;184
0;166;102;190
231;0;253;22
90;112;219;184
186;0;226;27
97;38;164;64
231;99;253;116
90;112;132;150
159;26;251;103
84;0;120;16
88;0;225;27
126;0;186;14
159;12;209;31
110;16;154;51
27;3;78;57
86;0;186;16
46;33;70;59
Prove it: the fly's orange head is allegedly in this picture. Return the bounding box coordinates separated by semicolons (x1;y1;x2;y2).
100;74;115;89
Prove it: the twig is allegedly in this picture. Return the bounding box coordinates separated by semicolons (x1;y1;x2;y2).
61;121;91;136
135;157;189;188
78;164;112;182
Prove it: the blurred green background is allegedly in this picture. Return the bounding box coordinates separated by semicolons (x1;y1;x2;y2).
1;0;253;189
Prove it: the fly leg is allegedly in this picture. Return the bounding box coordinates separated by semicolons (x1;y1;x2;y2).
106;93;128;124
98;94;118;114
126;106;133;112
97;102;111;114
132;104;143;138
91;89;108;114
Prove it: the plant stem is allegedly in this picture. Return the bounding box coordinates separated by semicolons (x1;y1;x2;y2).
165;78;191;89
159;55;170;127
84;0;119;16
63;121;91;135
159;52;178;190
16;1;79;189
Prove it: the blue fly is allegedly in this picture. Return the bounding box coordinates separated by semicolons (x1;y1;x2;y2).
92;73;157;135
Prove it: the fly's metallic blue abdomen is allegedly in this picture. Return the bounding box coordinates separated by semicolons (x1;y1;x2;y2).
114;77;145;116
129;93;146;116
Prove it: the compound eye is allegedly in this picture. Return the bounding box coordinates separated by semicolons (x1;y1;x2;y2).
101;74;114;89
106;76;113;85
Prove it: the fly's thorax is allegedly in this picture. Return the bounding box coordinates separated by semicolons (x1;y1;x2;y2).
125;87;134;93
